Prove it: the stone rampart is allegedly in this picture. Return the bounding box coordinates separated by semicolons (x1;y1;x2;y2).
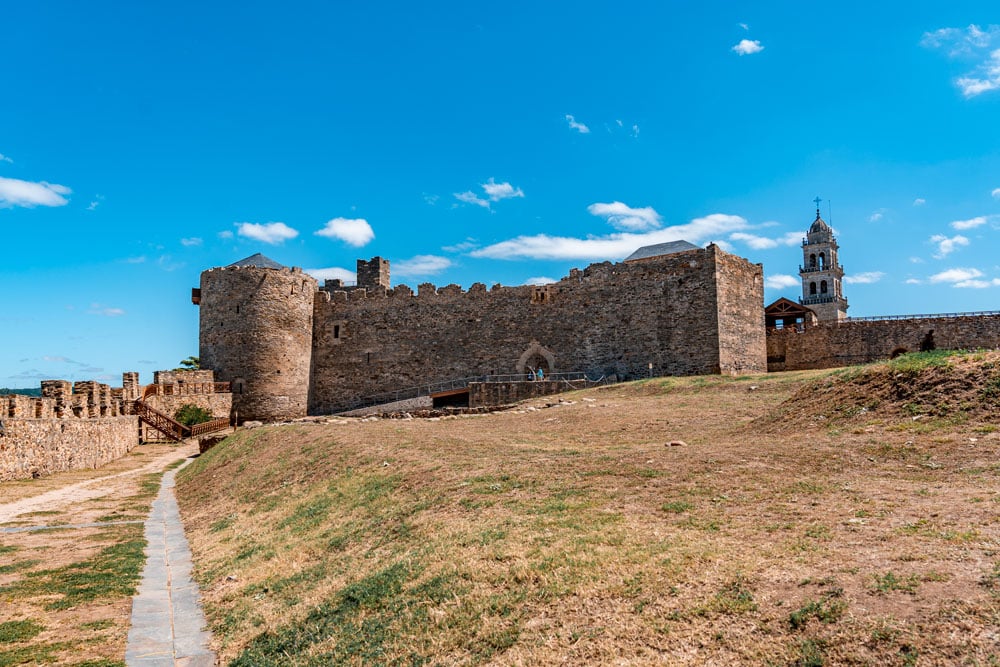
0;415;136;481
468;379;593;407
308;245;766;413
767;314;1000;371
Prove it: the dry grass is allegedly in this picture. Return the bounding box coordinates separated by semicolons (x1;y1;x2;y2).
176;354;1000;665
0;442;191;666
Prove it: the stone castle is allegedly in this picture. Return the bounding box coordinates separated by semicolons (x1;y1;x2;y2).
193;205;1000;423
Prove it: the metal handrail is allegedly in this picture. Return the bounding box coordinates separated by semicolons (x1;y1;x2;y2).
845;310;1000;322
326;370;611;415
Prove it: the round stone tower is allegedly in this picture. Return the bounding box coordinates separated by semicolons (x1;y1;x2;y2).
195;253;316;422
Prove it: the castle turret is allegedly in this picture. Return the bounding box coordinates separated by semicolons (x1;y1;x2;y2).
356;256;390;290
195;253;317;422
799;202;848;321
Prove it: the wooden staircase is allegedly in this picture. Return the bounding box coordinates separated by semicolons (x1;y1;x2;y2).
133;400;231;442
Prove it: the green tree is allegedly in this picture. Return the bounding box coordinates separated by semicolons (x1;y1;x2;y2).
174;404;213;426
176;356;200;371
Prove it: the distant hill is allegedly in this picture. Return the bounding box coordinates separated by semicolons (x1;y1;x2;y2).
0;387;42;397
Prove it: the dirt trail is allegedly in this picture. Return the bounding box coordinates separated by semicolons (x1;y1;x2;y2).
0;442;198;524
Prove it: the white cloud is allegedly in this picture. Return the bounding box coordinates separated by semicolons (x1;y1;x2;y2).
125;256;146;264
954;278;1000;288
905;278;922;285
218;230;234;239
765;274;799;289
844;271;886;284
729;231;800;250
442;239;478;253
0;177;71;208
315;217;375;247
524;276;556;285
157;255;185;272
913;198;926;206
236;221;299;245
565;114;590;134
181;237;203;247
738;22;749;31
588;201;662;231
0;153;12;163
88;303;125;317
930;233;970;258
921;25;1000;97
394;255;453;278
305;266;355;283
992;188;1000;199
454;178;524;210
950;215;992;230
929;267;983;283
732;39;764;56
868;210;885;222
909;256;924;264
470;213;747;261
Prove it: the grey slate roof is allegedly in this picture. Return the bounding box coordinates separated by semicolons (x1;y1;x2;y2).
227;253;286;270
624;240;700;261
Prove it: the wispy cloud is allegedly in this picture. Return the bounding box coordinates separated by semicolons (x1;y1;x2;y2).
124;256;147;264
930;233;970;258
86;194;104;211
992;187;1000;200
765;274;799;289
315;217;375;247
929;267;1000;288
42;355;86;366
394;255;453;278
218;230;234;239
470;213;746;261
305;266;355;283
738;22;749;31
588;201;662;231
0;177;71;208
732;39;764;56
181;237;203;247
453;178;524;210
950;215;994;230
236;221;299;245
87;303;125;317
913;198;926;206
729;231;800;250
442;239;478;253
868;208;887;222
524;276;556;285
0;153;12;164
921;24;1000;97
157;255;185;272
565;114;590;134
844;271;886;284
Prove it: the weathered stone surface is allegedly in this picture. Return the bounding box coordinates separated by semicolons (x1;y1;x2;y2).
0;416;137;481
767;315;1000;371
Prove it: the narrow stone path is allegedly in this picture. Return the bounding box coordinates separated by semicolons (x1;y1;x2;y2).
125;460;216;667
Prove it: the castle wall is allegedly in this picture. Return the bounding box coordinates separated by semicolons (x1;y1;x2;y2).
715;251;767;374
468;379;592;407
767;314;1000;371
308;246;765;414
199;265;316;422
0;394;137;481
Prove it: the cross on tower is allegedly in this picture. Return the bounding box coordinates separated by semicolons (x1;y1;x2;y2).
813;196;822;210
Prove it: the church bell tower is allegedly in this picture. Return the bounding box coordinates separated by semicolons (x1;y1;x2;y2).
799;198;848;321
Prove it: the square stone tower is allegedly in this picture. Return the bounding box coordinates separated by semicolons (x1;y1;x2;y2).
357;257;390;289
799;203;848;321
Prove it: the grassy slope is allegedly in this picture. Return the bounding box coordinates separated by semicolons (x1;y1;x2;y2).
177;354;1000;665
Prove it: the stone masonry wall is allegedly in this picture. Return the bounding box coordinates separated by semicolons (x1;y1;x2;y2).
199;265;316;422
715;250;767;374
468;379;593;407
0;415;137;481
767;314;1000;371
308;246;765;414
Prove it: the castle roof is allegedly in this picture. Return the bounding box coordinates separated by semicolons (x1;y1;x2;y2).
624;240;700;262
227;253;287;270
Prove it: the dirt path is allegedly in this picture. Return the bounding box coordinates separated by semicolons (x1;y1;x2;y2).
0;442;198;524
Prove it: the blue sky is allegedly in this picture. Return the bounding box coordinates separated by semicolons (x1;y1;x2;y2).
3;1;1000;386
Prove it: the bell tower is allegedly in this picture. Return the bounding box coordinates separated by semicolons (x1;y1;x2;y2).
799;198;848;321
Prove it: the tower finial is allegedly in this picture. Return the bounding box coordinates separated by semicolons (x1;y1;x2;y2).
813;196;822;217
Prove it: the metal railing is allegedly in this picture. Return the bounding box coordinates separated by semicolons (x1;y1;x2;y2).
845;310;1000;322
326;371;611;415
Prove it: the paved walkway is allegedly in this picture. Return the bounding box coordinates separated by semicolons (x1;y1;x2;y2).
126;460;216;666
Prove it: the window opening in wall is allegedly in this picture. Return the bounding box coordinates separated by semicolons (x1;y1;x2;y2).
809;282;817;295
819;253;826;269
820;280;828;294
334;325;341;339
809;253;816;268
775;318;784;330
236;305;240;314
366;352;371;364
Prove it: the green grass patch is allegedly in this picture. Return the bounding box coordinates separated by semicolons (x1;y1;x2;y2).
0;560;40;575
871;571;920;595
0;619;43;643
661;500;693;513
788;589;847;630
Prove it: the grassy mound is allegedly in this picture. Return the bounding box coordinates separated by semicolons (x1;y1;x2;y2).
176;369;1000;665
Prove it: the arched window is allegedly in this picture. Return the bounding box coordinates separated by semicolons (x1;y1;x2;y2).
820;280;828;294
809;282;817;295
818;253;826;269
809;253;817;268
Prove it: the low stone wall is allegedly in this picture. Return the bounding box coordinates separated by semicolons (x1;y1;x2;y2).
469;379;591;407
0;416;138;481
339;396;432;417
141;393;232;442
767;314;1000;371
